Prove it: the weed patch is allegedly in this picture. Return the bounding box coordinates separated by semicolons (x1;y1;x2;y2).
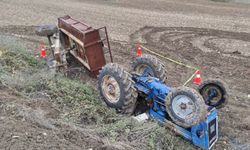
0;35;196;150
0;35;40;73
45;76;118;124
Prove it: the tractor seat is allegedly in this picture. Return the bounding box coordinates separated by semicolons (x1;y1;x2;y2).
35;25;58;37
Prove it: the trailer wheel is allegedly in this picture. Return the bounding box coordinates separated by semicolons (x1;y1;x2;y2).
198;79;228;109
98;63;138;115
166;87;207;128
132;54;167;82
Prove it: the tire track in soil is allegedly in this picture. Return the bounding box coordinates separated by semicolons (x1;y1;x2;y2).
130;26;250;93
0;25;45;44
130;26;250;149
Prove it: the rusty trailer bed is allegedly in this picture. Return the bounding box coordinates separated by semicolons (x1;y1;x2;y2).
58;15;113;76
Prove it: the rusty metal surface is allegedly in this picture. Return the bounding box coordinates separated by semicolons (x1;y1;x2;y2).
58;15;112;76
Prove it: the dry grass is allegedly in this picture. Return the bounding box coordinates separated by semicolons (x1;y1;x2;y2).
0;35;195;150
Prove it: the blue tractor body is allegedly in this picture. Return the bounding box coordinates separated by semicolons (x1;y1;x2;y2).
99;60;227;150
132;74;218;150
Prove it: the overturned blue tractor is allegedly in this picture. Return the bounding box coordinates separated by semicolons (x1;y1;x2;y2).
98;54;228;150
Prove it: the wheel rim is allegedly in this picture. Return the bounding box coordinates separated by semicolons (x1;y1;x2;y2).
172;95;196;120
101;75;120;103
202;85;222;105
135;64;154;76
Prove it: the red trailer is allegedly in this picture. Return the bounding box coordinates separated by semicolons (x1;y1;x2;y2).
58;15;113;76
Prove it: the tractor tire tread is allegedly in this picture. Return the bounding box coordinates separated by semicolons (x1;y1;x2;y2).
132;54;167;82
198;79;228;108
98;63;138;115
166;86;207;128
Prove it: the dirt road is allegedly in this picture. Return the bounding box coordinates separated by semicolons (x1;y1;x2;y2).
0;0;250;150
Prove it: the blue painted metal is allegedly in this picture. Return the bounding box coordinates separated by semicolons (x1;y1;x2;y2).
190;109;218;149
132;71;219;150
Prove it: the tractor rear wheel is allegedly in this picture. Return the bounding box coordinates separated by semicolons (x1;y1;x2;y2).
132;54;167;82
165;87;207;128
98;63;138;115
198;79;228;109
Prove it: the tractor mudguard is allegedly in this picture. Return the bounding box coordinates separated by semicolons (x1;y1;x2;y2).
98;63;138;115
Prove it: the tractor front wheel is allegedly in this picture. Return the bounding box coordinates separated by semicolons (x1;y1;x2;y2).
166;87;207;128
98;63;138;115
132;54;167;82
198;79;228;109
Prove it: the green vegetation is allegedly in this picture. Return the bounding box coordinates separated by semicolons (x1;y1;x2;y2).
0;35;194;150
46;76;119;124
0;35;40;72
0;48;39;72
